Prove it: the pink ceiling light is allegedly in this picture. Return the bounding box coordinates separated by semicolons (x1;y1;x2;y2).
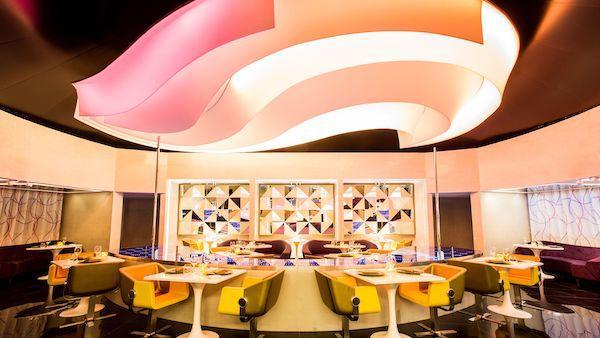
74;0;518;152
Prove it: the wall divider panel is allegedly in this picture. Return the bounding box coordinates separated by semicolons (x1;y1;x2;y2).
258;183;335;236
343;182;415;235
178;183;251;236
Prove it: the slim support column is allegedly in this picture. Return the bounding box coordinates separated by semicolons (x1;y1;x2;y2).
108;192;123;253
151;136;161;260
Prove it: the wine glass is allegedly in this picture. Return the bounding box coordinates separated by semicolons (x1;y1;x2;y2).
94;245;102;257
74;246;82;262
386;254;396;273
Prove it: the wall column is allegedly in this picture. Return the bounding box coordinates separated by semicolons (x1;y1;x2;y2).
109;192;123;253
470;192;484;253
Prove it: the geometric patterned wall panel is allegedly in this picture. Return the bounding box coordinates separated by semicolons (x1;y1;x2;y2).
343;183;415;235
259;183;335;236
178;183;250;236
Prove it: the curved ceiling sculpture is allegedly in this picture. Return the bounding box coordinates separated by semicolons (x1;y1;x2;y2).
73;0;519;152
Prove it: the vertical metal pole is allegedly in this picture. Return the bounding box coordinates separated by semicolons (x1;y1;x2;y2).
151;136;161;259
434;147;443;260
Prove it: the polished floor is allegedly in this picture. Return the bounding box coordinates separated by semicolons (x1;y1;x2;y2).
0;274;598;338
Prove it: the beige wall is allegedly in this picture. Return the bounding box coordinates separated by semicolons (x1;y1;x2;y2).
60;192;114;251
2;106;598;194
476;191;531;255
1;105;599;252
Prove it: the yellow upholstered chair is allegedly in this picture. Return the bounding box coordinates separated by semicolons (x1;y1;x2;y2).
399;263;466;337
506;254;540;306
315;269;381;338
182;238;205;252
46;252;94;305
120;262;189;337
383;239;413;251
218;269;285;338
210;246;231;253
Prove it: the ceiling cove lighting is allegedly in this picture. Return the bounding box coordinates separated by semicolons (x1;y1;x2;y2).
73;0;519;152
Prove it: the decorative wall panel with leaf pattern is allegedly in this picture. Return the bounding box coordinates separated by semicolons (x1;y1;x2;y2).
259;183;335;236
343;183;415;235
178;183;250;236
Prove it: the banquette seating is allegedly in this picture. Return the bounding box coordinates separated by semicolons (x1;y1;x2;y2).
0;242;56;285
515;241;600;282
302;240;378;259
217;239;292;259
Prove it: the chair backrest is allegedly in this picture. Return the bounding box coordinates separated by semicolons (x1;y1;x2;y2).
65;262;121;297
302;240;341;255
447;260;502;295
255;240;292;259
264;269;285;313
119;262;162;305
429;263;466;304
314;270;336;313
355;240;377;250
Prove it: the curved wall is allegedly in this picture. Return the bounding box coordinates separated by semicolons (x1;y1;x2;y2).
1;106;598;252
1;106;598;193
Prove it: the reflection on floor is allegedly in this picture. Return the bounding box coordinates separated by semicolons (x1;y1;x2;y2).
0;274;598;338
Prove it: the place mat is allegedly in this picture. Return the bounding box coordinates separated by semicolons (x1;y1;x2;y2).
82;257;104;264
204;268;233;275
338;253;359;258
396;268;422;275
486;259;511;265
166;267;184;274
357;270;385;277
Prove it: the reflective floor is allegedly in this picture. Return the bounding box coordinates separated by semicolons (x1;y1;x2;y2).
0;274;598;338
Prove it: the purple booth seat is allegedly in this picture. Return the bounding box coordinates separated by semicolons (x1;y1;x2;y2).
515;241;600;282
218;239;291;259
302;239;378;259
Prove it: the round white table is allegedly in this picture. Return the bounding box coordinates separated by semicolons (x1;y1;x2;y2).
232;243;272;252
324;243;365;253
468;257;541;320
144;269;246;338
345;268;445;338
291;239;307;259
26;243;82;260
27;243;82;283
513;243;563;280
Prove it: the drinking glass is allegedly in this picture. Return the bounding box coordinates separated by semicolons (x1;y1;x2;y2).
94;245;102;257
385;254;396;273
74;246;82;261
490;246;497;257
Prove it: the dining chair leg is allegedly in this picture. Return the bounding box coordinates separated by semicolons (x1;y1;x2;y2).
415;308;457;337
46;285;54;305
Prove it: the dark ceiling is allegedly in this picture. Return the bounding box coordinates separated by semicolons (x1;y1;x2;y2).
0;0;598;152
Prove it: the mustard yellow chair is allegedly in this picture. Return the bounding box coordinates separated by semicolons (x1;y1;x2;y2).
399;263;466;337
507;254;540;306
120;263;189;337
210;246;231;253
447;259;510;323
315;269;381;338
383;239;413;251
182;238;205;252
46;252;94;305
218;269;285;338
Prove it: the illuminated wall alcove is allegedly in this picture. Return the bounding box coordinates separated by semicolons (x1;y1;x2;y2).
170;179;418;241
